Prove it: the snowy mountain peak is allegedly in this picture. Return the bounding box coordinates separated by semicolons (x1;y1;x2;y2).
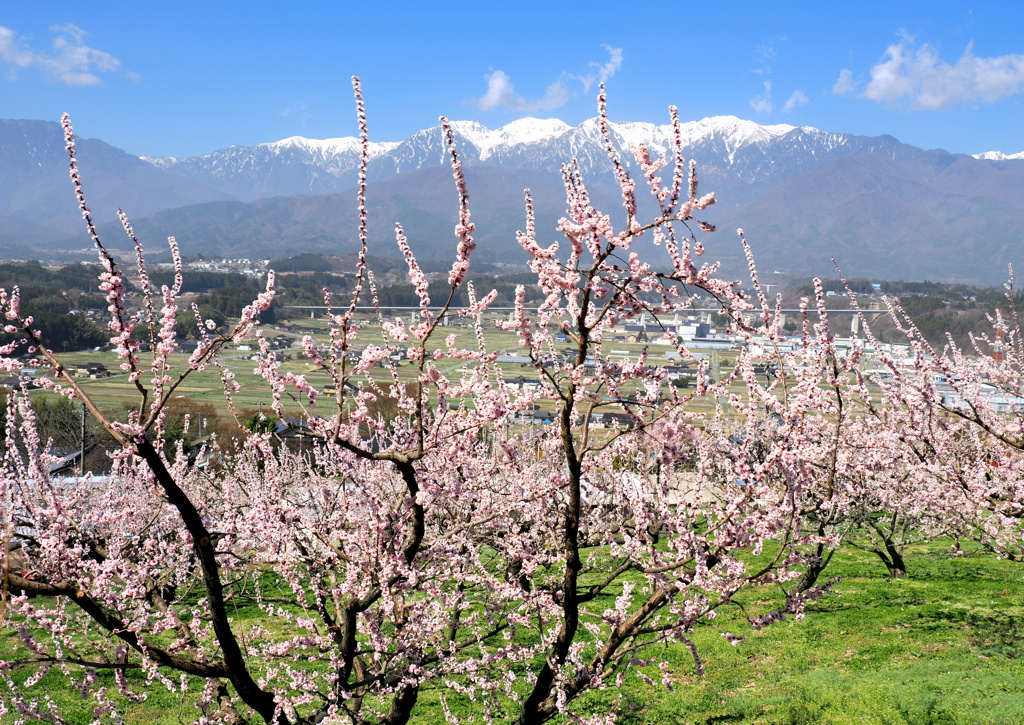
608;121;670;150
265;136;360;154
445;118;572;160
493;118;571;146
134;112;874;203
140;154;178;168
262;136;398;160
566;115;829;156
445;121;495;151
145;114;835;179
676;116;798;145
974;150;1024;161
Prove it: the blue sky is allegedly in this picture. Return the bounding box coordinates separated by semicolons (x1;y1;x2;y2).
2;1;1023;158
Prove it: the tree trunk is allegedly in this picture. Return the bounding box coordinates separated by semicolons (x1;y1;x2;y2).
791;552;829;595
379;685;419;725
789;523;837;596
871;540;907;578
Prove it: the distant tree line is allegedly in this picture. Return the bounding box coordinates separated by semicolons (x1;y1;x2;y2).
148;270;255;295
267;253;336;273
0;260;109;291
275;272;358;306
787;277;1009;306
782;277;1022;350
193;279;277;327
0;262;108;352
271;268;547;309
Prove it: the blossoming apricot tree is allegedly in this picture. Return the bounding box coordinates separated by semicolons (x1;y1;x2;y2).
853;284;1024;561
0;79;856;725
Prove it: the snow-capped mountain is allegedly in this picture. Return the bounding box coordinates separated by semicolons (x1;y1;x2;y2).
141;136;399;201
139;115;915;208
974;150;1024;161
4;114;1024;284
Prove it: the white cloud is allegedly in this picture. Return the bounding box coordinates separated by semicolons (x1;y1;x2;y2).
0;24;127;86
752;39;782;75
832;68;856;95
470;70;569;112
578;45;623;93
783;89;809;112
750;80;774;114
468;46;622;112
279;100;310;122
0;27;33;73
836;34;1024;110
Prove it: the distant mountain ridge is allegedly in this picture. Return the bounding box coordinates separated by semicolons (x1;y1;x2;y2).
0;119;232;238
140;136;399;200
138;115;915;206
1;114;1023;284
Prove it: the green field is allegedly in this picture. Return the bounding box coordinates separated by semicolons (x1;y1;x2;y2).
31;312;736;425
2;540;1022;724
579;542;1024;724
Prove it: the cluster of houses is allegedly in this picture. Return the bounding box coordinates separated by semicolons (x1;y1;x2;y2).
1;359;111;391
157;258;273;277
235;334;297;353
74;361;110;379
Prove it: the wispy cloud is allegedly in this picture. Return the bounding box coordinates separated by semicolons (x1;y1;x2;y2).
470;71;569;112
835;33;1024;110
0;24;129;86
279;100;311;123
576;45;623;93
752;38;783;75
0;27;32;73
750;80;774;114
750;38;804;115
467;46;623;112
832;68;856;95
784;89;809;112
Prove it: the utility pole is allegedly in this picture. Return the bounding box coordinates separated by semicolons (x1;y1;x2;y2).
79;402;86;477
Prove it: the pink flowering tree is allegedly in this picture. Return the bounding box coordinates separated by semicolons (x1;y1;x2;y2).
851;280;1024;561
0;79;848;725
748;279;971;591
781;286;920;585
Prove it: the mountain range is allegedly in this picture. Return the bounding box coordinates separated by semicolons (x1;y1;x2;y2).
1;114;1023;285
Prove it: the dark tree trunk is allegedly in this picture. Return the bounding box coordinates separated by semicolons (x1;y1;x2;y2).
789;523;837;596
867;518;907;578
792;552;829;595
873;541;907;578
379;685;419;725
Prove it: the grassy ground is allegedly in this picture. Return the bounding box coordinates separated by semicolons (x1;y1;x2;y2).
1;540;1022;724
571;541;1024;725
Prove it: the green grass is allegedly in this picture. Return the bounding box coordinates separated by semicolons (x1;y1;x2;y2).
2;540;1023;723
570;542;1024;725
